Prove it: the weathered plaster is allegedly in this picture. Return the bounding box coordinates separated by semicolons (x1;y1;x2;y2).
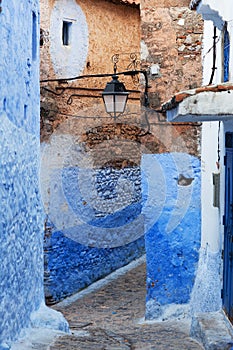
41;127;145;248
50;0;88;78
0;1;44;345
190;247;222;314
195;0;233;30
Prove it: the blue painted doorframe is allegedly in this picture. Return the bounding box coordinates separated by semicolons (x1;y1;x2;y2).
223;132;233;320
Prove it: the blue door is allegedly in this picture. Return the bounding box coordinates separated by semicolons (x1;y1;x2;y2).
223;132;233;320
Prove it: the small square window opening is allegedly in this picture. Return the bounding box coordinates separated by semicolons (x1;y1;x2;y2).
62;21;72;46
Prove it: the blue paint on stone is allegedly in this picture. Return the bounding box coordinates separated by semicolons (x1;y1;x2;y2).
1;3;40;135
44;164;145;302
190;248;222;314
0;1;63;347
88;202;142;228
44;228;145;303
142;153;201;318
62;166;142;227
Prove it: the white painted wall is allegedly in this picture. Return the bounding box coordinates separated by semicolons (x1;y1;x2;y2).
200;20;221;252
201;122;220;251
201;3;233;251
182;0;233;314
200;0;233;248
50;0;88;78
195;0;233;282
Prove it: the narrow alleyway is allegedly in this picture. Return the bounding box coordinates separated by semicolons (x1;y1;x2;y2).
49;258;204;350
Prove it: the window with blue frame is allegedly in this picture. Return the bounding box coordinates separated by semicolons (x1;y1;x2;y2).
223;24;230;82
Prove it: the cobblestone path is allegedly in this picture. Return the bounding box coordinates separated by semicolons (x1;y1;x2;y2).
50;261;204;350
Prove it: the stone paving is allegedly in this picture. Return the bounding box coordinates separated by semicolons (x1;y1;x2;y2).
49;260;204;350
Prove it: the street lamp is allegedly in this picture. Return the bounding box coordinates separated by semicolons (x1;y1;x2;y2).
102;74;129;119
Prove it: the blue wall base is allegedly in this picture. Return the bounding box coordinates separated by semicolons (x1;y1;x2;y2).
145;246;222;320
0;304;69;350
190;246;222;314
145;300;190;321
44;228;145;303
30;303;70;333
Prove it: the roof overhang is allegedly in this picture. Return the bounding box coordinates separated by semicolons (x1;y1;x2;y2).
162;84;233;122
190;0;224;29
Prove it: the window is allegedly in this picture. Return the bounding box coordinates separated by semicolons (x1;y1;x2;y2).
62;21;72;46
223;24;230;82
40;28;44;47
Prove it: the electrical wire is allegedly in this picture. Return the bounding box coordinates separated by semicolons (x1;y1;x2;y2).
41;109;139;119
209;26;217;85
40;70;145;84
40;108;202;126
202;30;221;61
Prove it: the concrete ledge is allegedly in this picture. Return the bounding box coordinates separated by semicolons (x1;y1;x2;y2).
190;311;233;349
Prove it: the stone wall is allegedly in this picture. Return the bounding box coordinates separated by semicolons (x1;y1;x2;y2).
140;0;203;157
141;3;203;106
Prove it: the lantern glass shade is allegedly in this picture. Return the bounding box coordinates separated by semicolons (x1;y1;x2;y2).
102;75;129;118
103;93;128;114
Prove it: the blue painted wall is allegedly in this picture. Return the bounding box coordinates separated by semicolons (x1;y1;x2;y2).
0;1;44;348
43;164;145;303
142;153;201;319
45;229;145;303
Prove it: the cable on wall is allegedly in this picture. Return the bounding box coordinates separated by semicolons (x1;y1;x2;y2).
209;26;217;85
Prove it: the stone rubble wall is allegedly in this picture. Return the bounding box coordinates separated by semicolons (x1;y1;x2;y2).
141;0;203;108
